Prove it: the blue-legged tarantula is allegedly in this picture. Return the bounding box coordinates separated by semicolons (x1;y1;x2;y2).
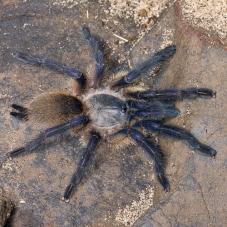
8;26;216;202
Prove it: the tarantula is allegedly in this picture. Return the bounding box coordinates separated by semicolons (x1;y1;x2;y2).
7;26;216;202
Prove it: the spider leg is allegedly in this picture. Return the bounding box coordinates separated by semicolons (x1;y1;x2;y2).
10;104;28;121
11;52;86;88
111;45;176;89
82;26;104;88
135;120;217;157
63;131;101;202
127;99;180;119
7;115;89;157
117;128;170;192
127;88;215;101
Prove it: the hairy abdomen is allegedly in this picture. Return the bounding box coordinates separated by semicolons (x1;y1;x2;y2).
29;93;83;124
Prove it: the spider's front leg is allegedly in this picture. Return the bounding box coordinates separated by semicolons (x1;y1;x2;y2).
127;88;215;101
116;128;170;192
111;45;176;89
63;131;101;202
136;120;217;157
11;51;86;88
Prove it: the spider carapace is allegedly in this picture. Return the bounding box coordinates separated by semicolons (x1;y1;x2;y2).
7;26;216;202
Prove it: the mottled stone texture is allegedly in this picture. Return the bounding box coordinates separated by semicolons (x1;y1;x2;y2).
0;188;14;227
0;1;226;227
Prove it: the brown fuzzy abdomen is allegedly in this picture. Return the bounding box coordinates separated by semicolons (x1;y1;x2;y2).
29;93;83;125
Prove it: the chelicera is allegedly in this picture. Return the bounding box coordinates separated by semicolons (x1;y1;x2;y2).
7;26;216;202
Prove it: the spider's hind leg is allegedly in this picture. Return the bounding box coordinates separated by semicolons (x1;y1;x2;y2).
10;104;28;121
8;115;89;158
12;52;86;90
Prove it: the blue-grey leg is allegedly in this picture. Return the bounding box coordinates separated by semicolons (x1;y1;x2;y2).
82;26;105;87
117;128;170;192
11;52;86;88
135;120;217;157
8;115;89;157
111;45;176;88
127;99;180;119
127;88;215;100
63;131;101;202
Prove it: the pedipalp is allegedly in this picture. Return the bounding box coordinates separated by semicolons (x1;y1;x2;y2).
127;99;180;119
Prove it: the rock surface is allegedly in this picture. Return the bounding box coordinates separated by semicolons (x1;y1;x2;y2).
0;188;13;227
0;1;226;227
